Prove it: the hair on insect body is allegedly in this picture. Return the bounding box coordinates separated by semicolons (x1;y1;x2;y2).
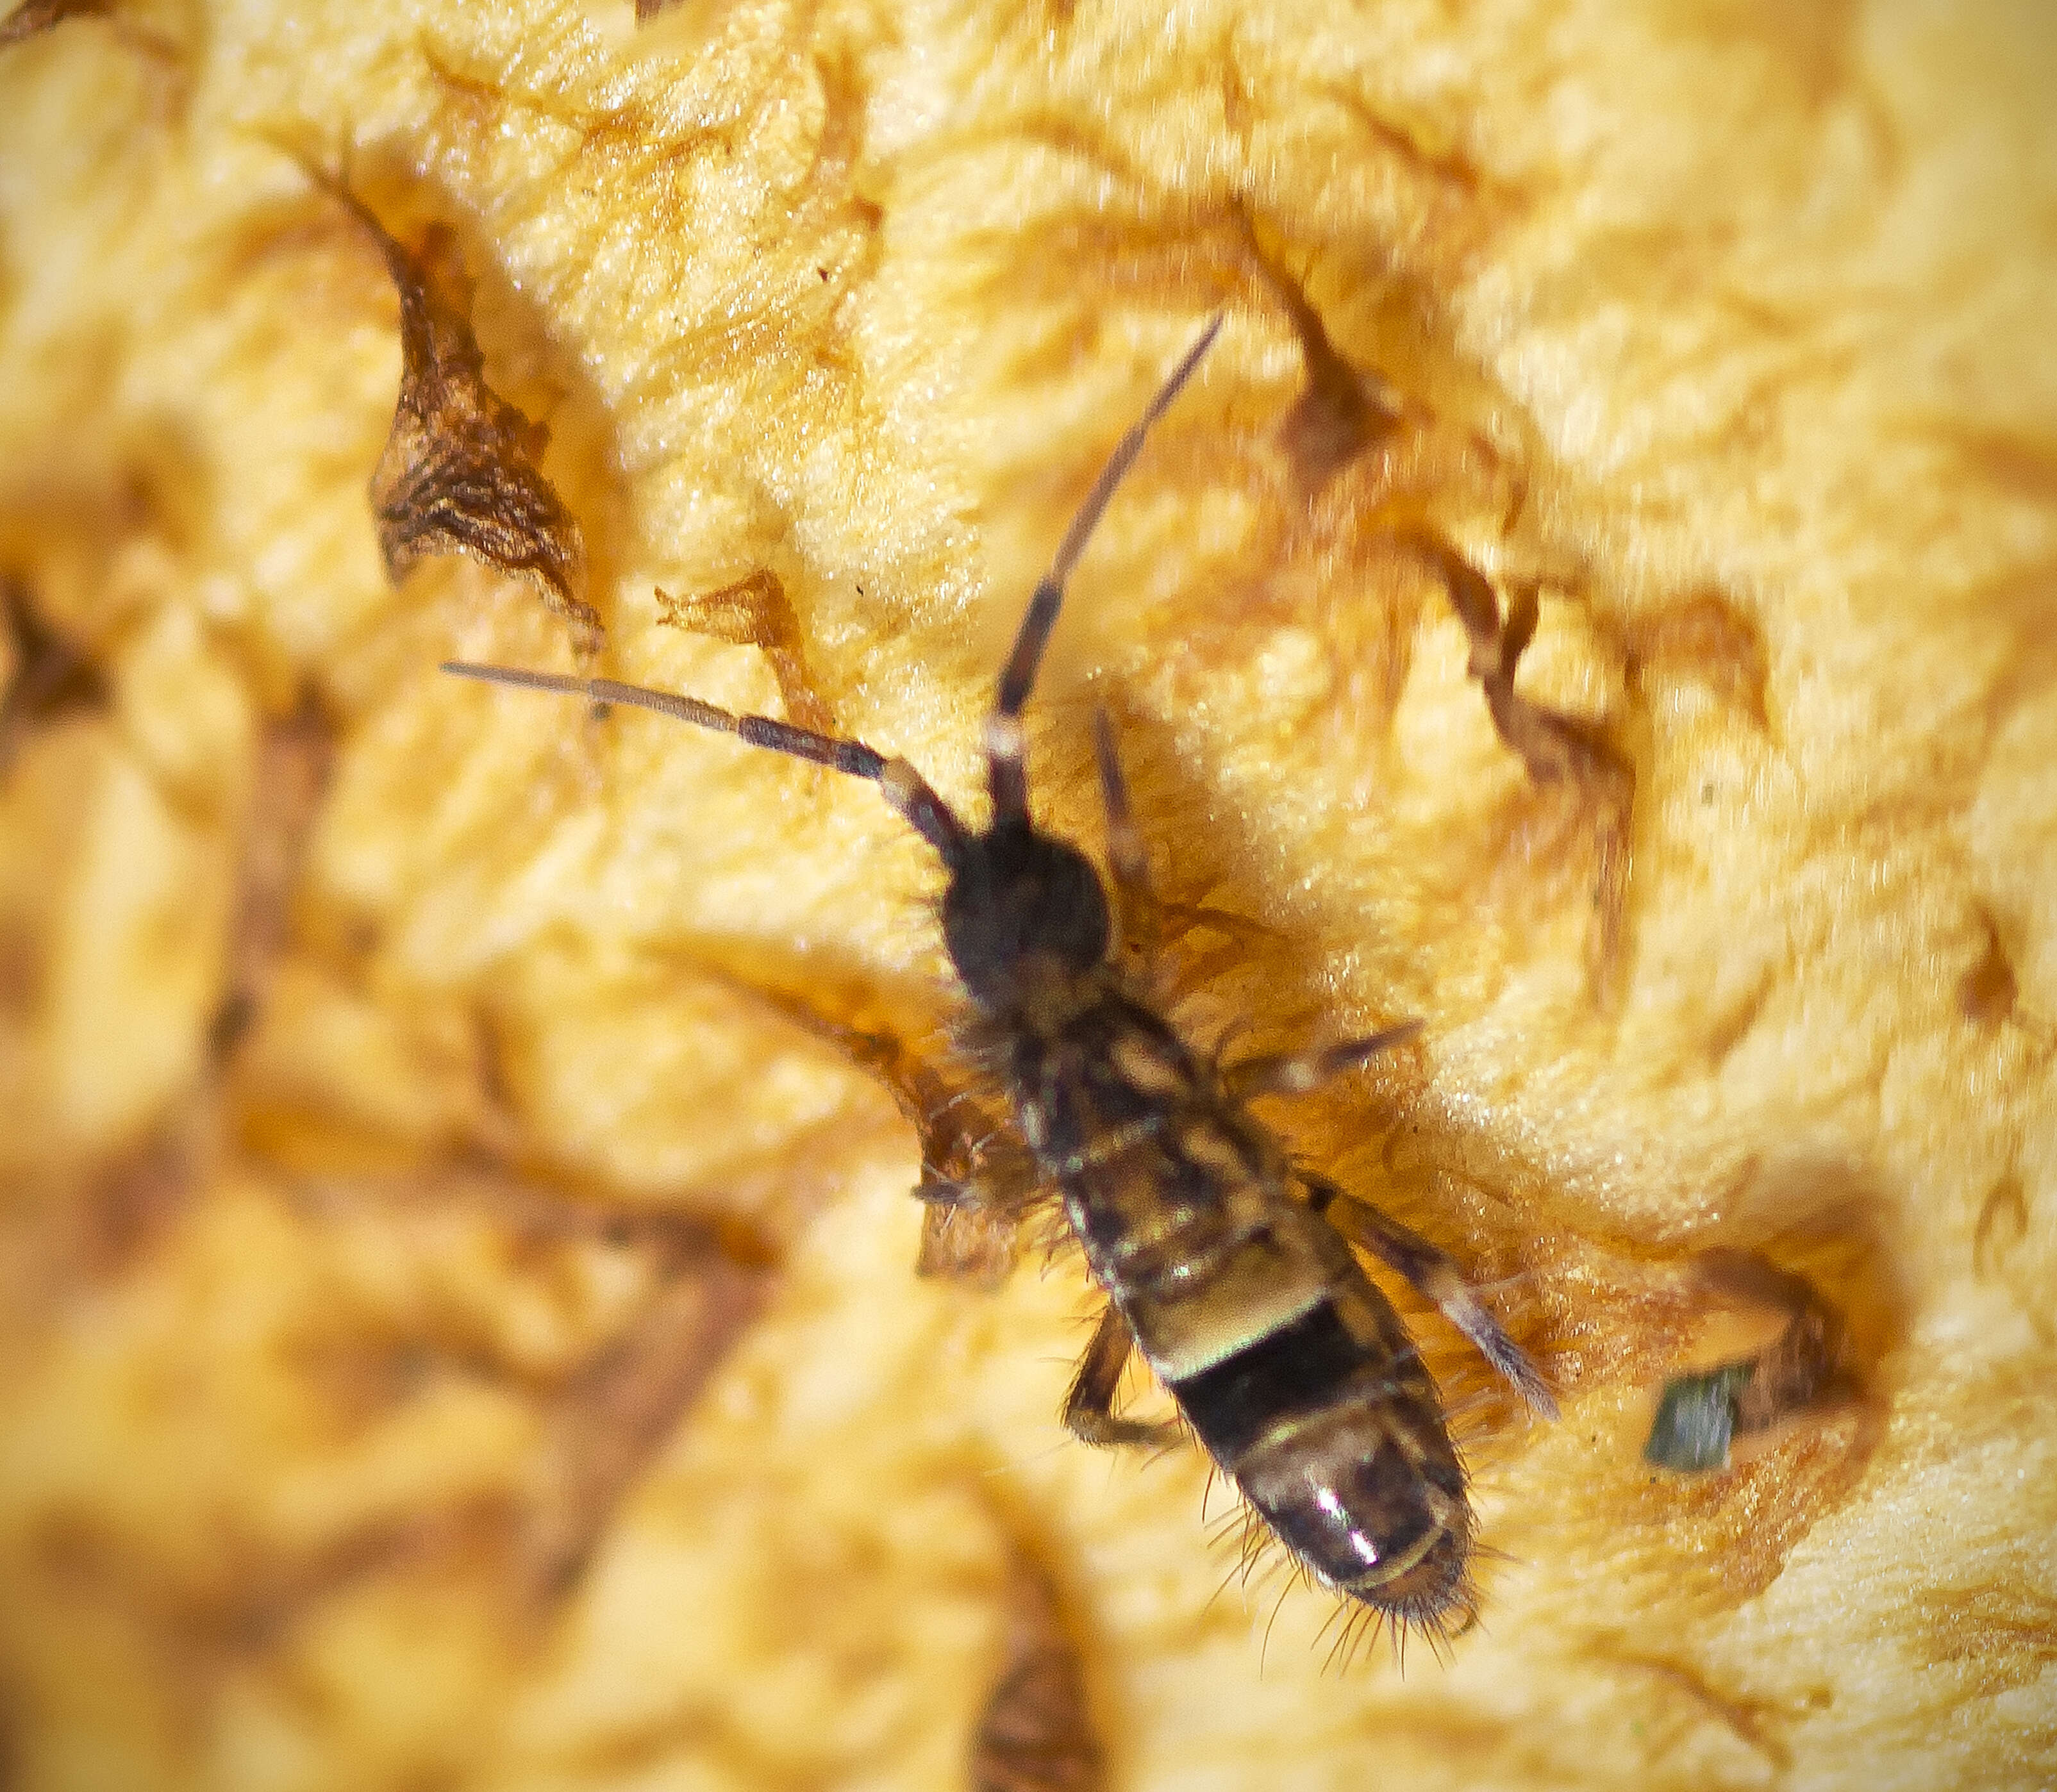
445;317;1558;1645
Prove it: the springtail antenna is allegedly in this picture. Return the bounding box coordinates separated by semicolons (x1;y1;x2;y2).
988;315;1224;826
439;661;969;862
444;316;1224;856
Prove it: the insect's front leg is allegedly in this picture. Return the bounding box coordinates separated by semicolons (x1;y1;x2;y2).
1303;1171;1559;1419
1217;1021;1424;1101
908;1124;1043;1286
1092;708;1162;962
842;1027;1040;1286
738;979;1038;1283
1062;1304;1181;1448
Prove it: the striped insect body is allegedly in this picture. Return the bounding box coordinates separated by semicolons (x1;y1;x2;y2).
445;317;1556;1645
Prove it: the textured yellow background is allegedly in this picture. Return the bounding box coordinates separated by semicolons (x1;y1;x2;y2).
0;0;2053;1786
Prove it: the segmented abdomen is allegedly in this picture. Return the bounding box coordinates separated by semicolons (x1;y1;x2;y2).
1012;988;1475;1623
1174;1282;1472;1621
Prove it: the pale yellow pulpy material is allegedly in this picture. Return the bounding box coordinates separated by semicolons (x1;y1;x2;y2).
0;1;2052;1788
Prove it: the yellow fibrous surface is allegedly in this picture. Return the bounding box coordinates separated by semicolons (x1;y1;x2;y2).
1;1;2053;1787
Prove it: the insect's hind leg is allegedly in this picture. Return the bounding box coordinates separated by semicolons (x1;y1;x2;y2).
1063;1304;1181;1448
1303;1172;1560;1420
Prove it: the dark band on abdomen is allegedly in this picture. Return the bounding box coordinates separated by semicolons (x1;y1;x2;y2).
1169;1297;1372;1463
1168;1289;1473;1613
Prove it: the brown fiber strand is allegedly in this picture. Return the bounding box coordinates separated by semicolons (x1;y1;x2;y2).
972;1547;1104;1792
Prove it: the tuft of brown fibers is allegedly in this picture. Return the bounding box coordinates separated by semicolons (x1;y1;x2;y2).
1;1;2054;1789
0;0;108;46
294;158;603;657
